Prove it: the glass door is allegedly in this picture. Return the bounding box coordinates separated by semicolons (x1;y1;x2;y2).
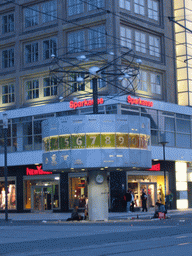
31;186;52;212
140;183;157;209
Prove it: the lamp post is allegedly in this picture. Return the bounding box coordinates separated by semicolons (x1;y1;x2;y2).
159;135;168;202
3;113;8;221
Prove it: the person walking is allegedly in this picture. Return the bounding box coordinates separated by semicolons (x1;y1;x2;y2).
130;191;135;212
141;189;148;212
168;190;173;210
125;189;132;213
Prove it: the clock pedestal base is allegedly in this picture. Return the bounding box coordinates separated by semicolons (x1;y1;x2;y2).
88;170;108;221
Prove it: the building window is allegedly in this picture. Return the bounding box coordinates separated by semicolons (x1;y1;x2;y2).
42;0;57;23
89;25;105;49
120;26;132;49
2;84;15;104
2;48;14;68
24;5;39;28
134;0;145;16
25;43;38;63
69;73;85;92
151;73;161;94
119;0;131;10
43;39;57;59
148;0;158;21
68;31;85;53
149;35;160;58
68;0;84;16
26;80;39;100
88;0;104;11
135;31;146;53
2;13;14;34
137;71;147;91
43;77;57;97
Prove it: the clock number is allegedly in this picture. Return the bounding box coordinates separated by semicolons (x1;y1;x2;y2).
65;137;69;146
105;136;111;144
90;136;96;145
76;136;82;146
118;136;124;145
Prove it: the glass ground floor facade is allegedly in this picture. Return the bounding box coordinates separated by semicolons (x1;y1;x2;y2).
0;162;177;213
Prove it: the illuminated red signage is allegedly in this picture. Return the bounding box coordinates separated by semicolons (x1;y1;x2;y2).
147;163;160;171
127;95;153;107
69;98;104;109
26;166;52;175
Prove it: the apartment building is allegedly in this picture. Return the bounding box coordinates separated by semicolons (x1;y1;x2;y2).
0;0;190;215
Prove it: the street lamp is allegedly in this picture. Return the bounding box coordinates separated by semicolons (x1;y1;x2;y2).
159;134;168;203
3;113;8;221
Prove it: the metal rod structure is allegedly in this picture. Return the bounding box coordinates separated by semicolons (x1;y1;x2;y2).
162;143;166;200
92;77;98;114
3;113;8;221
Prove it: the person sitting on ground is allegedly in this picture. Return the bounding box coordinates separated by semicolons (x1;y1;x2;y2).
67;205;83;221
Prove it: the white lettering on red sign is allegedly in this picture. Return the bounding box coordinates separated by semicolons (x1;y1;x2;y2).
26;166;52;175
127;95;153;107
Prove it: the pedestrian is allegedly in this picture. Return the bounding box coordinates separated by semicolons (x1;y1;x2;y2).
67;205;83;221
168;190;173;210
124;189;132;213
130;191;135;212
84;197;88;220
141;189;148;212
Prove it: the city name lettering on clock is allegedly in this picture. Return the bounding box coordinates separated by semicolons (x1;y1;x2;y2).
127;95;153;107
69;98;104;109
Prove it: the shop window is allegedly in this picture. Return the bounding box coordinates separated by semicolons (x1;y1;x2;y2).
0;180;16;210
69;177;87;209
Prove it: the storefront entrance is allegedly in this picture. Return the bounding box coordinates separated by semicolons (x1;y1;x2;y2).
128;181;157;210
31;186;52;211
140;183;157;209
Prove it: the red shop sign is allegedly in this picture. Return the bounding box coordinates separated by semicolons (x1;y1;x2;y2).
26;166;52;175
147;163;160;171
69;98;104;109
127;95;153;107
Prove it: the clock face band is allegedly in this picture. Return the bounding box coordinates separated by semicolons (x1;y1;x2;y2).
43;133;150;151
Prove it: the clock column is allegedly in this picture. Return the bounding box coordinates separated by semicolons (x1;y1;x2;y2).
88;171;109;221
